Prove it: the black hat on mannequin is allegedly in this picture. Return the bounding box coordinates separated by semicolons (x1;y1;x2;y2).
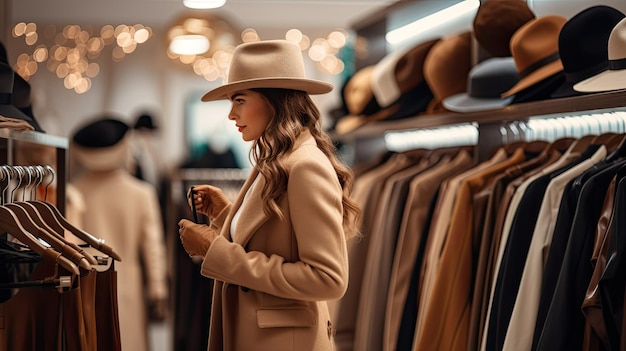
133;112;158;130
71;116;131;172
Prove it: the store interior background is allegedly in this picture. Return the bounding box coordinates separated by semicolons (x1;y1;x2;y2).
2;0;624;171
2;1;626;350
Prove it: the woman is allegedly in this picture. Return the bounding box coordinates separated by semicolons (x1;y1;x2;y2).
177;39;361;351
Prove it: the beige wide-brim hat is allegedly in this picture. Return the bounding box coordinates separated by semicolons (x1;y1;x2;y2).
201;40;333;101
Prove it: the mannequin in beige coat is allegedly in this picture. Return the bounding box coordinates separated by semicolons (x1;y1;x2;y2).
177;40;361;351
70;117;169;351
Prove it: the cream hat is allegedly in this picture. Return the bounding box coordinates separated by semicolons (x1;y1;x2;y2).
201;40;333;101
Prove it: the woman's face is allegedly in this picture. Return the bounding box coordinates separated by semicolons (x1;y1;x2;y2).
227;89;273;142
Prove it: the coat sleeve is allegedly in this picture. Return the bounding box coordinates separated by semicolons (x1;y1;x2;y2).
201;155;349;301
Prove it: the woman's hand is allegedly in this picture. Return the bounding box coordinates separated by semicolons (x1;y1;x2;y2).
188;184;230;219
178;219;219;257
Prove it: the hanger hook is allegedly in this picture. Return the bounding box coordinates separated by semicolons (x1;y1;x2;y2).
43;165;55;202
0;166;8;205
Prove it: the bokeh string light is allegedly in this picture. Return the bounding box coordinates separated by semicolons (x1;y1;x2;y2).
11;22;153;94
10;17;353;94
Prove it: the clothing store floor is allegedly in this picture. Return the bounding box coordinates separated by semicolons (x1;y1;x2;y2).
149;320;173;351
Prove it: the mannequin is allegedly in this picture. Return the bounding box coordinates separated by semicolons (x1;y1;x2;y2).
69;116;169;351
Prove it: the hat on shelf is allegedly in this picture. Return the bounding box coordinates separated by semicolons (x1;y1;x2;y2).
71;116;131;172
551;5;625;98
472;0;536;57
443;56;519;112
201;40;333;102
334;38;439;134
134;112;158;130
371;38;440;108
0;62;43;132
332;66;388;134
342;65;382;117
500;15;568;98
573;17;626;93
423;31;473;114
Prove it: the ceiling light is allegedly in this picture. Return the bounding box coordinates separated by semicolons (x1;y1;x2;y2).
169;34;210;55
183;0;226;9
386;0;480;45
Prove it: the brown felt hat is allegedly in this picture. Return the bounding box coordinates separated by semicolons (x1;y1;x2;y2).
501;15;567;98
473;0;536;57
423;31;473;114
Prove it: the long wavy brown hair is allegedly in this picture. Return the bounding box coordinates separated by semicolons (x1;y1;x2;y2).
249;88;361;240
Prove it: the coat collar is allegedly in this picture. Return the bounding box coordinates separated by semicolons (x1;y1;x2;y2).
224;129;316;246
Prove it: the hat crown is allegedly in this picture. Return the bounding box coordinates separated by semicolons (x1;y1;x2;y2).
469;57;519;98
73;118;129;148
226;40;306;84
473;0;536;57
424;32;473;100
608;17;626;60
201;39;333;101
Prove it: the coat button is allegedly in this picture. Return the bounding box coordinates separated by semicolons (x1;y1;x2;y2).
240;286;250;292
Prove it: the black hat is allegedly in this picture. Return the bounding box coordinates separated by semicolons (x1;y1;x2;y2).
0;62;43;132
551;5;625;98
0;41;45;132
134;113;158;130
72;117;129;148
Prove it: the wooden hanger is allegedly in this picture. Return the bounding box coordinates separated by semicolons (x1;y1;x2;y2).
1;166;97;269
28;166;122;262
0;206;79;276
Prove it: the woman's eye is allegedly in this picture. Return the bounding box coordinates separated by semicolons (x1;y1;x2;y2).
234;98;244;104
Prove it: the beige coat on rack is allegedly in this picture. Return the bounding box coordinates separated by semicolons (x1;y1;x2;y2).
71;168;168;351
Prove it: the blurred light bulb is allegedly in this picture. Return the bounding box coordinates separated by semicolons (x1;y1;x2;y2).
169;34;210;55
183;0;226;9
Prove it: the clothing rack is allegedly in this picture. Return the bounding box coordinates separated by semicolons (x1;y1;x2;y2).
166;167;249;351
0;129;68;213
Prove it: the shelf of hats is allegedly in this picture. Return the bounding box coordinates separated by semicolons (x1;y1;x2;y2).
329;0;626;166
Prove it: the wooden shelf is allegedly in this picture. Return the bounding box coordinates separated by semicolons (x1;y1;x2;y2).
333;89;626;141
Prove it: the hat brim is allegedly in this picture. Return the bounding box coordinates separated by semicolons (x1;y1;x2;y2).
573;69;626;93
511;72;565;103
333;105;399;135
550;79;589;99
0;104;42;132
501;59;564;97
201;77;333;101
443;92;515;113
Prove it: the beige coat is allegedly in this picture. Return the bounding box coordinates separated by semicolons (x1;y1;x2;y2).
199;130;349;351
71;169;168;351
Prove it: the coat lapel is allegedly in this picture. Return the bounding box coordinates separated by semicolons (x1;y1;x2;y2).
224;168;270;246
224;130;316;246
